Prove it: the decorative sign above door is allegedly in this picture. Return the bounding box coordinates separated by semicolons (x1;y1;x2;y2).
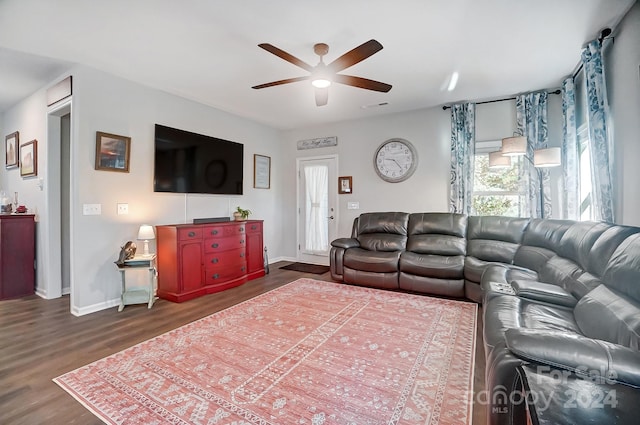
296;136;338;150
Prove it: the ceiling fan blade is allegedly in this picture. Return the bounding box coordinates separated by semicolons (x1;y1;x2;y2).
252;76;310;89
315;87;328;106
327;39;383;73
258;43;314;72
333;74;392;92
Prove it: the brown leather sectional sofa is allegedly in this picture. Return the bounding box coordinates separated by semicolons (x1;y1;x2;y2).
330;212;640;425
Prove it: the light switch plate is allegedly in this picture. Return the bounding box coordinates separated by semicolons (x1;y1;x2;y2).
117;203;129;215
83;204;102;215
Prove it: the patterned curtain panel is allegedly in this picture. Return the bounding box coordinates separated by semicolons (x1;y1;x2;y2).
516;91;549;218
582;40;614;223
449;103;475;214
562;77;579;220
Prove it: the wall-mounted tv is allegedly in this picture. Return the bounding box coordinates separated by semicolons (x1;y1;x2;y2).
154;124;243;195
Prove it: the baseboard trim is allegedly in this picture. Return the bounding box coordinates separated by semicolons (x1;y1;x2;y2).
269;256;297;264
71;298;120;317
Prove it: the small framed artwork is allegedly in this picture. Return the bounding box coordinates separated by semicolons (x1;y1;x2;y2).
338;176;353;194
254;154;271;189
20;139;37;177
95;131;131;172
5;131;19;169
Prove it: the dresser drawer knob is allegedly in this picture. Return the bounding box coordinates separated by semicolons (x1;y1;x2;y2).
239;227;245;232
211;258;219;264
240;252;245;258
188;231;196;237
212;230;218;235
241;266;245;272
212;243;219;248
212;273;219;279
240;239;245;244
251;225;257;230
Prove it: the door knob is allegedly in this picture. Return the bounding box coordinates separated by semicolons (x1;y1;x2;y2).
327;215;334;220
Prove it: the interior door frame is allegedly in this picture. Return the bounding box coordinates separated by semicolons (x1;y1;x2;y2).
44;98;74;302
296;154;339;265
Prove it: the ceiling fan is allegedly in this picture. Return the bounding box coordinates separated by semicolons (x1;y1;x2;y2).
252;39;392;106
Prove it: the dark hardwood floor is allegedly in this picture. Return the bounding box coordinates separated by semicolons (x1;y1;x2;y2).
0;262;486;424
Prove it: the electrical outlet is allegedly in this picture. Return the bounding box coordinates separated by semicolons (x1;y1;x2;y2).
117;203;129;215
347;201;360;210
83;203;102;215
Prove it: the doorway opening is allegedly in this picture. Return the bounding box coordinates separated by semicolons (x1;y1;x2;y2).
296;155;338;265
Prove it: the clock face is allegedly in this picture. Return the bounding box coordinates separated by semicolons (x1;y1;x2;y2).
373;138;418;182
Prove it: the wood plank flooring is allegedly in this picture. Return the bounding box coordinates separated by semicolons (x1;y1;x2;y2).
0;262;486;424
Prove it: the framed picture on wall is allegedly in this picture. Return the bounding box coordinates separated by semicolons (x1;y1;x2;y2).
338;176;353;194
254;154;271;189
95;131;131;172
5;131;19;169
20;139;37;177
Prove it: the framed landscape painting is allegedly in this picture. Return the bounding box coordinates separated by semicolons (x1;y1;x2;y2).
20;139;37;177
95;131;131;172
5;131;19;168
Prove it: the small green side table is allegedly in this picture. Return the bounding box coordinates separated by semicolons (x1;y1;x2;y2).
117;254;157;312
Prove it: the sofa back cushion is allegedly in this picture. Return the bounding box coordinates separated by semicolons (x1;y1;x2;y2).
356;212;409;252
467;216;530;263
603;233;640;302
574;285;640;350
555;221;611;275
407;213;467;255
589;225;640;279
514;219;573;271
537;256;603;299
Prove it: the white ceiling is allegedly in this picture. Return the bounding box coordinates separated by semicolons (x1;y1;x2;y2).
0;0;636;130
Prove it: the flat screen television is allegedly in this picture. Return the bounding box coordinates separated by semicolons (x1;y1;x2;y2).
154;124;243;195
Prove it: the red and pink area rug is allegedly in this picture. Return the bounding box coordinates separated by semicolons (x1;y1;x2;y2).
54;278;477;424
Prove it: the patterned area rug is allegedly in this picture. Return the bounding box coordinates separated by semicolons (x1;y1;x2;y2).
54;278;477;424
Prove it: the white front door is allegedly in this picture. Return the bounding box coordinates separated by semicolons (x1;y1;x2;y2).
297;156;338;265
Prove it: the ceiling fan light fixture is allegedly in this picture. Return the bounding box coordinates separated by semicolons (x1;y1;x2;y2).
311;78;332;89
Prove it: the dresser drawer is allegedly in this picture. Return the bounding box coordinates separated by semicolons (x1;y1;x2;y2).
205;263;247;286
204;224;245;238
205;248;245;268
246;222;262;234
204;235;246;253
178;227;203;240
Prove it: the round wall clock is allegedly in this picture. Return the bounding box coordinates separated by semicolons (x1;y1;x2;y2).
373;138;418;183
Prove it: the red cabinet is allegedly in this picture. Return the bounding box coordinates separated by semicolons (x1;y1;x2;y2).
156;220;264;302
0;214;35;300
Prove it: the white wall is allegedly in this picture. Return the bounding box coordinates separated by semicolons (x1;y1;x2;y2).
1;65;286;315
281;107;451;255
607;1;640;226
279;96;564;257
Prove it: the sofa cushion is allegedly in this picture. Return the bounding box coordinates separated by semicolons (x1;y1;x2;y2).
574;284;640;350
343;248;401;273
555;221;611;273
520;218;574;250
537;256;603;300
603;233;640;303
588;225;640;279
505;329;640;388
466;216;528;269
483;295;580;350
399;252;464;279
356;212;409;251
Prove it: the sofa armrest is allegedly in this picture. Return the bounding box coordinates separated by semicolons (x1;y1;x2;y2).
511;279;578;307
331;238;360;249
505;328;640;388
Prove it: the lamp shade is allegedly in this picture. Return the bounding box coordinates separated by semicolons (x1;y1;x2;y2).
533;147;561;167
488;150;512;168
501;136;527;156
137;224;155;241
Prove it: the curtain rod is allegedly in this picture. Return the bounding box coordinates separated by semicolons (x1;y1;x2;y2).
442;89;561;111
